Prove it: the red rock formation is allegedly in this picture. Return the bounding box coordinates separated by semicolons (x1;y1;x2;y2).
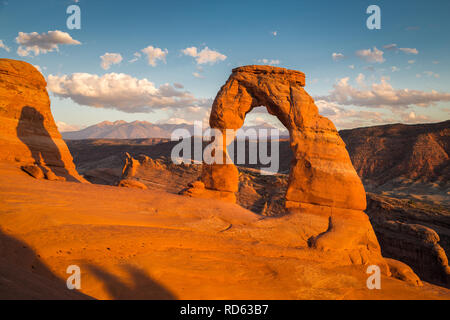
0;59;86;182
117;179;148;190
190;65;366;210
367;193;450;288
122;152;140;178
340;121;450;186
385;258;423;287
185;65;390;267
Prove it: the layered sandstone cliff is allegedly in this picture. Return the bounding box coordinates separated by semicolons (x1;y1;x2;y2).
367;193;450;288
0;59;86;182
340;121;450;187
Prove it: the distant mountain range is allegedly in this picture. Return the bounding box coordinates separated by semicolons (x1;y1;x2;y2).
61;120;288;140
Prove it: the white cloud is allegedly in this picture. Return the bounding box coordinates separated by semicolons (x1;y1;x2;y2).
407;111;416;120
56;121;82;132
15;30;81;56
315;100;394;129
100;52;123;70
257;58;280;65
383;44;397;51
0;40;10;52
129;52;141;63
356;47;385;63
164;117;191;125
47;72;210;113
348;65;355;69
355;73;365;87
424;71;440;78
332;53;344;61
141;46;168;66
315;99;436;129
382;44;418;55
399;47;418;55
391;66;400;72
408;60;415;64
182;47;197;57
159;104;212;126
241;112;287;132
182;46;226;65
248;116;270;125
399;111;430;124
192;72;204;78
271;31;277;36
317;76;450;108
32;65;46;73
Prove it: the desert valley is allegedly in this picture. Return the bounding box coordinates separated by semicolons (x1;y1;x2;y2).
0;58;449;300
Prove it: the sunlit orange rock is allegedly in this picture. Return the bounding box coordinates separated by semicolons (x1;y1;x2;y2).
203;65;366;210
186;65;367;209
185;65;390;265
117;179;148;190
0;59;86;182
0;61;432;297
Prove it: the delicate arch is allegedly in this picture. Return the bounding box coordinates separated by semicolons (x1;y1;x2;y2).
192;65;366;211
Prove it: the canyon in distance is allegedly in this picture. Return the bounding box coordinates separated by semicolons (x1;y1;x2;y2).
0;59;449;300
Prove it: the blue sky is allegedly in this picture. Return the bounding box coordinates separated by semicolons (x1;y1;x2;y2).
0;0;449;131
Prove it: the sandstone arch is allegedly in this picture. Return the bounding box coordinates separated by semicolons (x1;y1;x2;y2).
197;65;366;211
181;65;394;266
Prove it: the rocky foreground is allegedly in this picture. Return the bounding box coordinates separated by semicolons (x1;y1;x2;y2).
63;146;450;289
2;162;450;299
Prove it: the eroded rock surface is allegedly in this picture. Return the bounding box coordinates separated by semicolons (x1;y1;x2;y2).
21;164;44;179
385;258;423;287
66;138;430;284
122;152;140;178
1;161;448;299
192;65;366;210
367;193;450;288
184;65;388;268
340;121;450;188
0;59;86;182
117;179;148;190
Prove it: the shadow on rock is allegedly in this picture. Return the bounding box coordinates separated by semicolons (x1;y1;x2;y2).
0;227;92;299
16;106;79;182
86;264;176;300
